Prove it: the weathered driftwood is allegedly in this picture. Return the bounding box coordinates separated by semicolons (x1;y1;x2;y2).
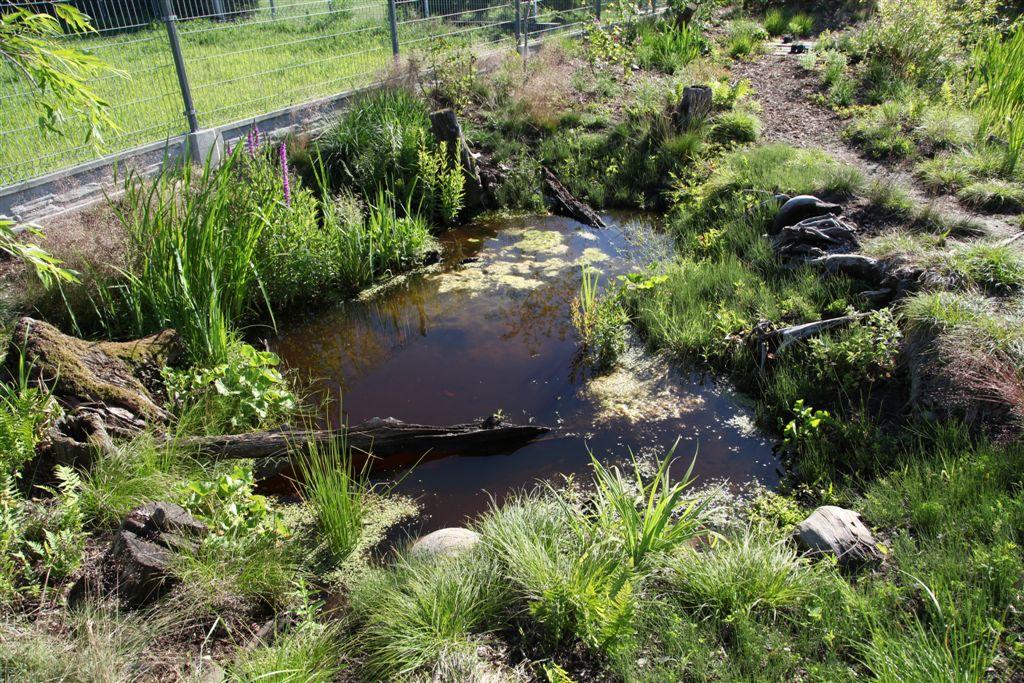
178;415;551;472
775;314;867;353
674;85;713;130
749;314;867;368
772;214;858;258
542;167;607;229
772;195;843;234
430;109;488;212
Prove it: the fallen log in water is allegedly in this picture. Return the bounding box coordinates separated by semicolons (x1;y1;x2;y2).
177;416;552;472
542;167;607;229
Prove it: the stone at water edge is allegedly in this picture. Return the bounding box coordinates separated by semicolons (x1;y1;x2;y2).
771;195;843;234
793;505;882;567
410;527;481;558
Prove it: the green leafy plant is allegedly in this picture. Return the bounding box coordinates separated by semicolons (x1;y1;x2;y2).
571;266;628;370
163;341;297;432
183;464;288;546
416;140;465;225
806;309;903;386
764;9;788;37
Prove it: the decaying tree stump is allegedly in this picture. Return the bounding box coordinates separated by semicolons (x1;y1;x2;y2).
674;85;713;130
430;109;488;212
7;317;181;424
542;167;607;229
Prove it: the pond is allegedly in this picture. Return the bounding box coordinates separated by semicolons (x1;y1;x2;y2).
272;213;779;530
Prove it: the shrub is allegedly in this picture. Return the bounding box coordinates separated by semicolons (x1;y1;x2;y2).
787;13;814;38
764;9;787;36
415;141;465;225
804;309;903;388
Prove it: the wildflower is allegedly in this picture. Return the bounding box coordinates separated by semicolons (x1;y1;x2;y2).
280;142;291;206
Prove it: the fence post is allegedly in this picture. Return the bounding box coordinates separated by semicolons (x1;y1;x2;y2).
520;0;528;58
387;0;400;57
514;0;521;48
160;0;199;135
423;0;430;19
595;0;601;21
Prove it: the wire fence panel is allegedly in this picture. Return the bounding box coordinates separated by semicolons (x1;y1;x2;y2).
177;0;394;129
0;0;186;187
0;0;657;189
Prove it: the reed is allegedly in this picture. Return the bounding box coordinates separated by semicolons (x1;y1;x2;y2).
107;148;269;364
973;24;1024;172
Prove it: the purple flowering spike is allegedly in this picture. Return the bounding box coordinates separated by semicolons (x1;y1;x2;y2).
245;129;255;157
280;142;291;207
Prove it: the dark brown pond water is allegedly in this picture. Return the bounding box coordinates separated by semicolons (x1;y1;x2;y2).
272;213;778;530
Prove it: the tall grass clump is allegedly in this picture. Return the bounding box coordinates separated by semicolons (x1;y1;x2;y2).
317;88;431;201
972;23;1024;172
327;190;433;293
295;431;369;562
763;9;787;36
635;20;708;74
102;151;268;364
350;552;506;680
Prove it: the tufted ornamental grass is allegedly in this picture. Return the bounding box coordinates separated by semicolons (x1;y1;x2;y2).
294;431;370;563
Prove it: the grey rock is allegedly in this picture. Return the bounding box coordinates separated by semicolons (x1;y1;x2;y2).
410;527;481;558
106;530;177;606
121;501;206;540
772;195;843;234
793;505;881;567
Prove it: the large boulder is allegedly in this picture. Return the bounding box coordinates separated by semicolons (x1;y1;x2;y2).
410;527;481;559
793;506;881;568
771;195;843;234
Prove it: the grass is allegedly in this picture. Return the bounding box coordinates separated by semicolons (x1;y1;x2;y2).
294;432;369;562
350;551;506;680
726;19;767;59
227;623;346;682
972;22;1024;172
787;12;814;38
763;9;787;37
957;179;1024;212
634;20;708;74
943;244;1024;294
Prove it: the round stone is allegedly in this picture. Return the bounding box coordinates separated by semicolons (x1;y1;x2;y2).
409;527;481;558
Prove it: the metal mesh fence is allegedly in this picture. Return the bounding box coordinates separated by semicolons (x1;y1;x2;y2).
0;0;650;188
